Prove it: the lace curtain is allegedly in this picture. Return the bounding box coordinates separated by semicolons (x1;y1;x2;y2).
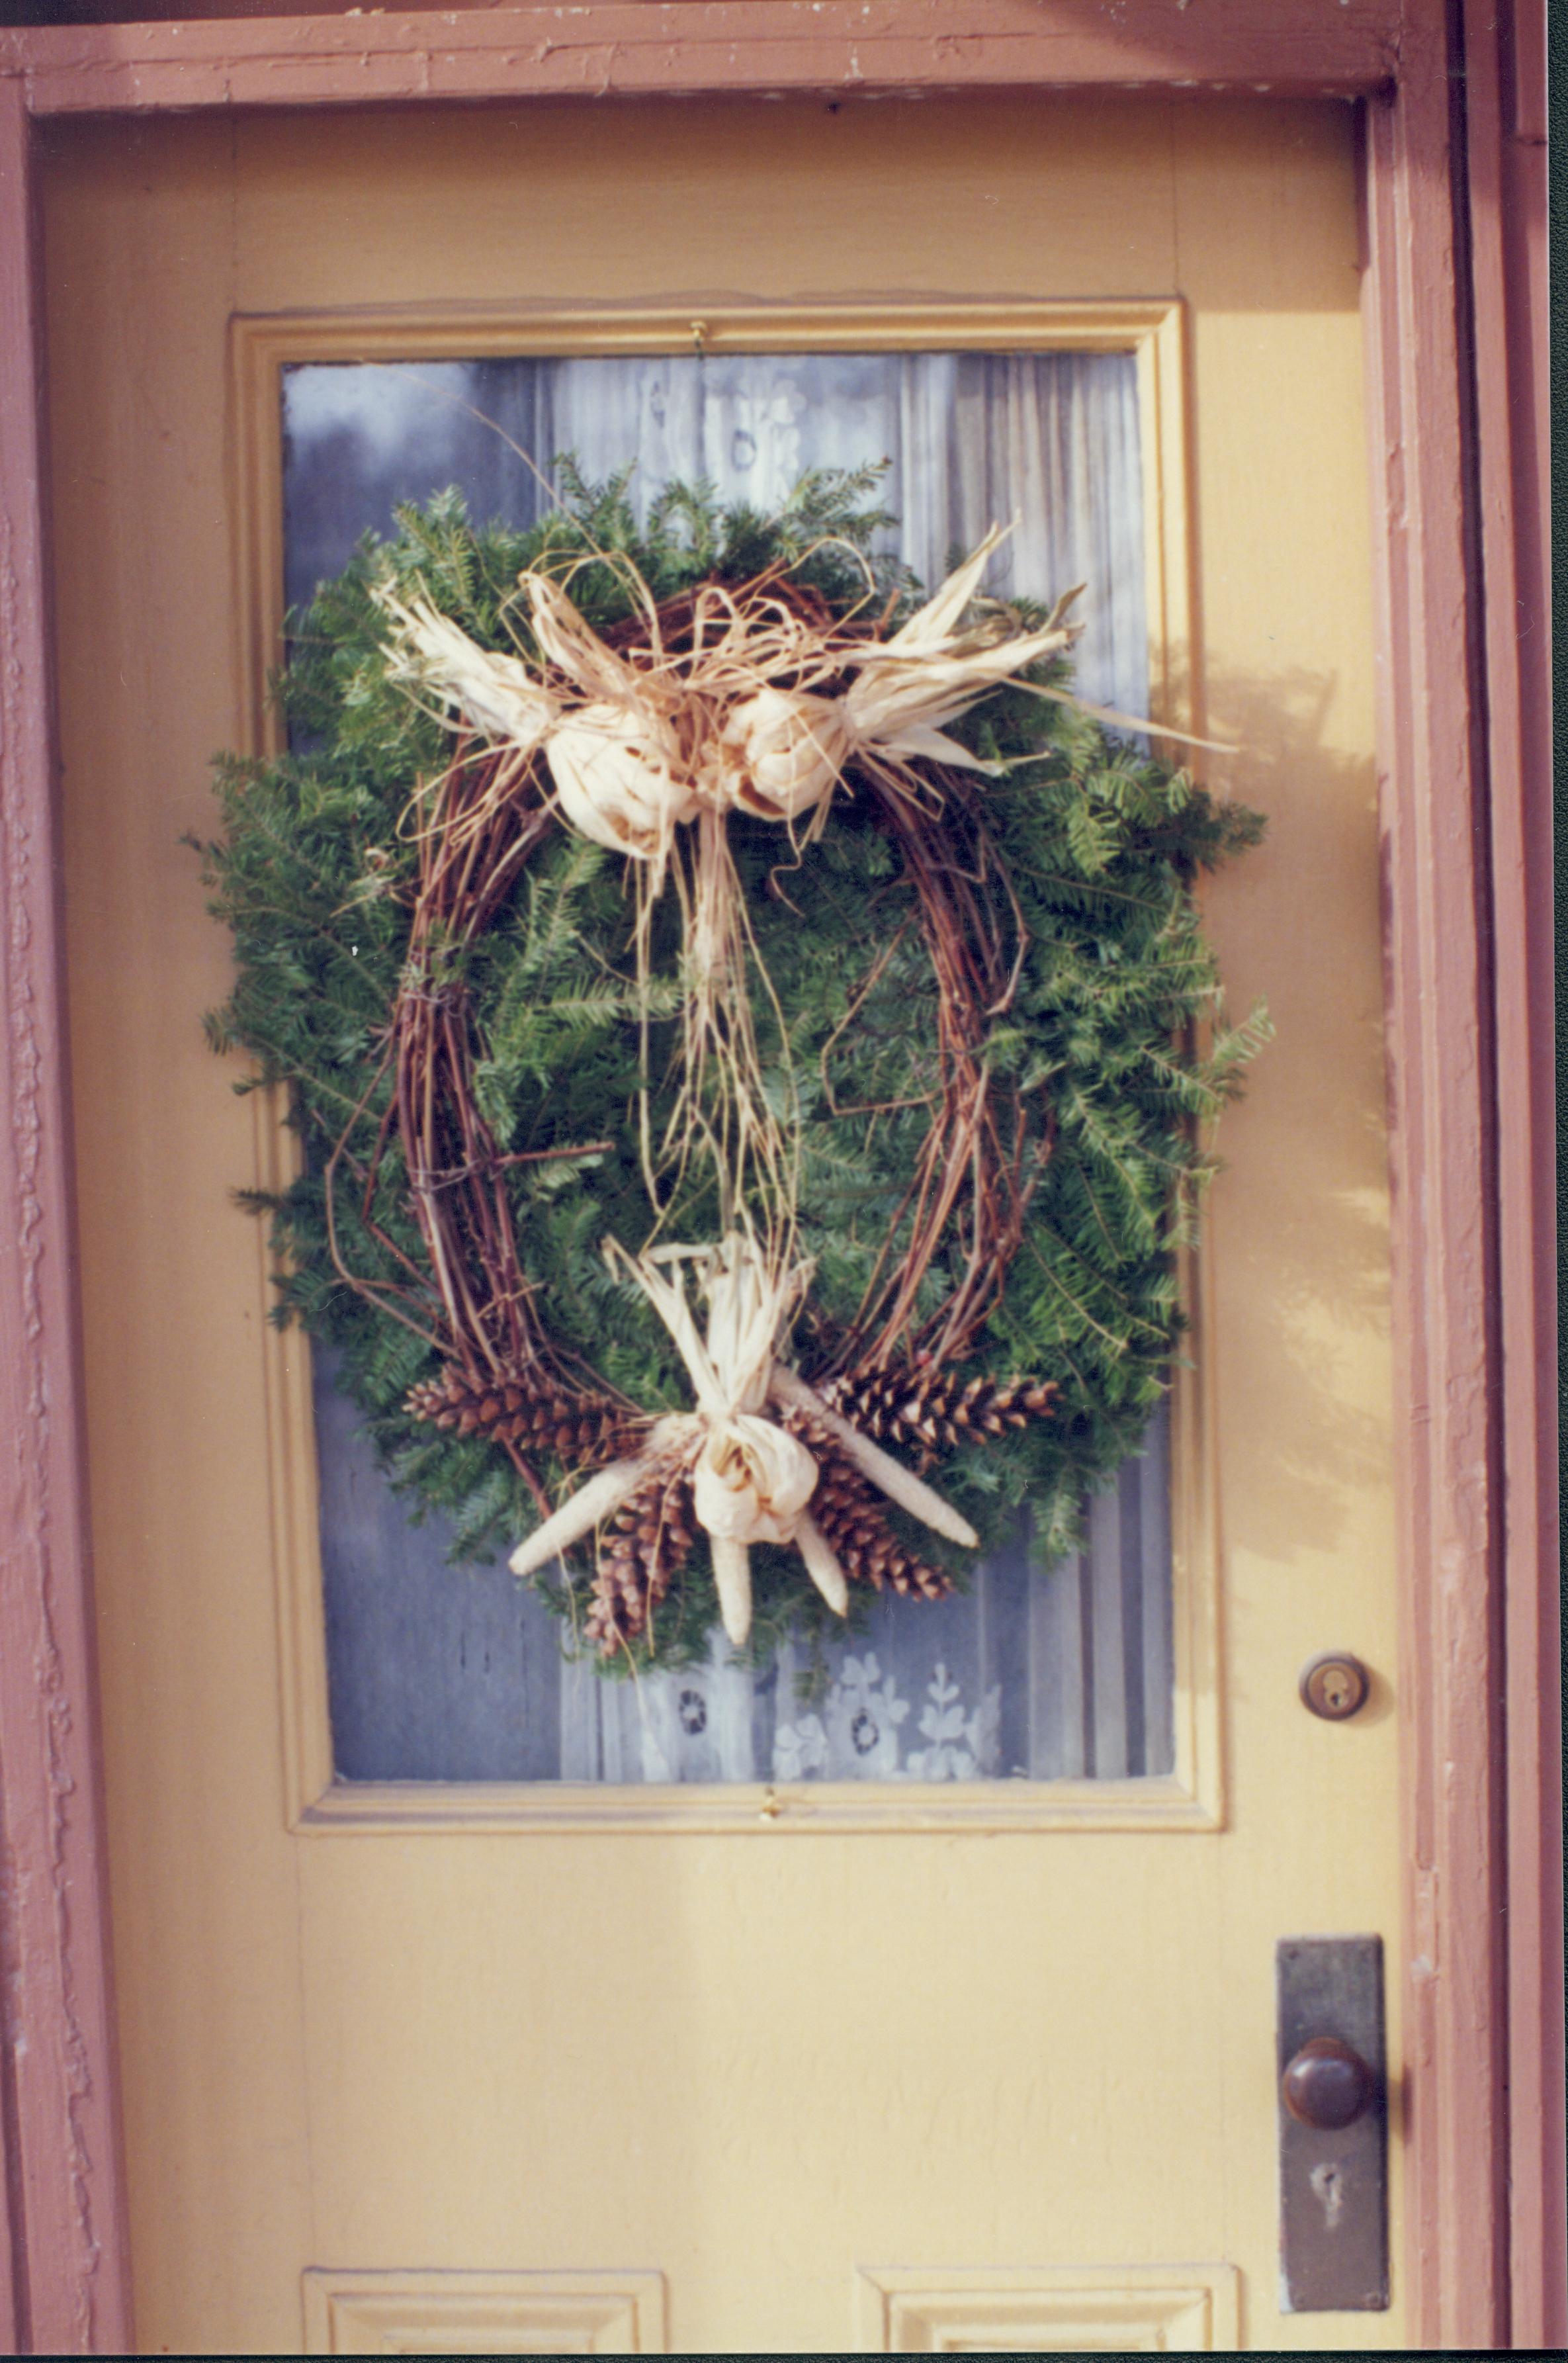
285;350;1174;1785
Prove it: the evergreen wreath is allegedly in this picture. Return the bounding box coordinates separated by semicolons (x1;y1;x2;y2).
200;464;1267;1674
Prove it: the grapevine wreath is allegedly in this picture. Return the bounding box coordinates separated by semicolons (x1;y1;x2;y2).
201;465;1266;1674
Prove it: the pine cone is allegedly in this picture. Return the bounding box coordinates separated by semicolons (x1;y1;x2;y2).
584;1451;698;1655
817;1363;1055;1471
785;1413;953;1602
406;1361;640;1473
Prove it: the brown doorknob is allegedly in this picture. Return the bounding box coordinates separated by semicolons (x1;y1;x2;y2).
1282;2035;1376;2129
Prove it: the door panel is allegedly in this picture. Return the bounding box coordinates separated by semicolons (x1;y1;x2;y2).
41;94;1400;2352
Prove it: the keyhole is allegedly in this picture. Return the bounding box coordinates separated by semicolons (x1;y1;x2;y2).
1299;1651;1370;1720
1309;2162;1345;2231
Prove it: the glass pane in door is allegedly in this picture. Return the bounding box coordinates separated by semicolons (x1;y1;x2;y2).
283;349;1175;1785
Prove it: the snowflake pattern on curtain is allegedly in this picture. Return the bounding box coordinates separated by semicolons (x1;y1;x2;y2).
771;1658;1003;1783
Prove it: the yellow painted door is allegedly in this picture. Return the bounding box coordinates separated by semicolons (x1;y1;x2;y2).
42;94;1401;2354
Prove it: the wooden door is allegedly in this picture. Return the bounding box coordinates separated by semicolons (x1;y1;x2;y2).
41;93;1403;2353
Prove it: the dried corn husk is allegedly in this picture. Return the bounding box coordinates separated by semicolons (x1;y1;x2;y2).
692;1411;820;1644
767;1366;980;1548
885;521;1014;649
842;525;1080;778
505;1237;979;1644
719;686;853;823
690;1232;805;1417
608;1236;832;1642
545;704;701;864
693;1413;818;1544
794;1511;849;1617
525;574;646;705
509;1419;689;1581
377;591;557;750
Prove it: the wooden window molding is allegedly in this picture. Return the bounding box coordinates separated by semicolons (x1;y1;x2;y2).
230;296;1222;1839
0;3;1555;2348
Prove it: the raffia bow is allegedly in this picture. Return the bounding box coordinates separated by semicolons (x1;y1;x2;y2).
378;523;1088;855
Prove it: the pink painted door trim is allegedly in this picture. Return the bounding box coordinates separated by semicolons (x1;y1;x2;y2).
0;4;1556;2348
0;72;134;2358
1457;3;1563;2346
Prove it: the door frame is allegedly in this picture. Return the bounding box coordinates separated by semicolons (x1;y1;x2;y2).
0;3;1555;2349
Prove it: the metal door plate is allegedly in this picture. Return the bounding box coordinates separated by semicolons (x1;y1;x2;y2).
1276;1934;1389;2311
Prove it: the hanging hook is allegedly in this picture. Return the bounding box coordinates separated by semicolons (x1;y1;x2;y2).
691;318;709;356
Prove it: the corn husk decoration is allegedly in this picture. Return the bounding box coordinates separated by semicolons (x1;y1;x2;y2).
545;703;703;860
380;520;1223;868
378;522;1084;850
380;592;557;752
841;525;1082;781
508;1233;979;1649
717;685;853;822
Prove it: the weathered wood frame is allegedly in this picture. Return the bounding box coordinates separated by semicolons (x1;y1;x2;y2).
0;1;1555;2349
